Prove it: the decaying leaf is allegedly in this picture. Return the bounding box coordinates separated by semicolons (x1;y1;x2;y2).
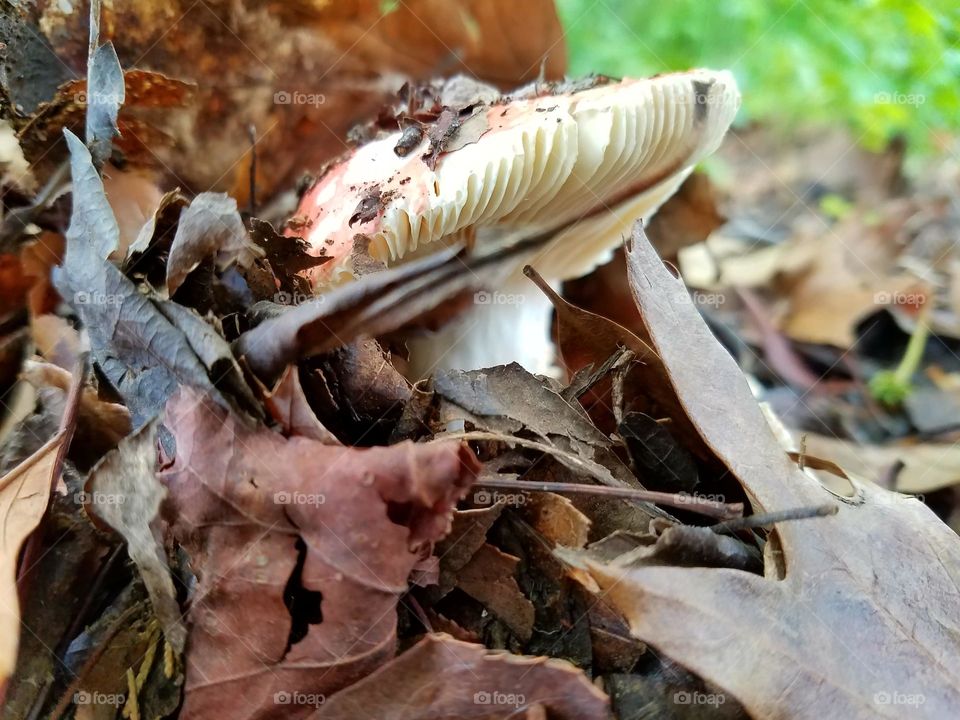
794;431;960;495
643;171;725;258
85;41;124;167
160;388;480;719
20;359;131;467
433;362;654;501
526;263;711;457
456;543;535;641
237;234;552;382
165;193;261;295
300;339;411;443
618;411;699;493
524;265;654;376
12;0;564;199
261;366;340;444
54;130;250;425
0;434;63;690
85;420;186;652
567;222;960;718
427;503;504;600
313;633;608;720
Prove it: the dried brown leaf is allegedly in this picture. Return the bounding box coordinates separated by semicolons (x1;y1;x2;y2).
428;503;504;600
262;366;340;444
85;420;186;652
572;222;960;718
20;0;564;198
521;492;590;549
313;633;607;720
456;543;535;642
0;434;62;689
160;388;480;719
166;193;261;295
793;431;960;495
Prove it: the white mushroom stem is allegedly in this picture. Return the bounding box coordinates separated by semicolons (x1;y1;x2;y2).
405;165;695;376
405;275;559;378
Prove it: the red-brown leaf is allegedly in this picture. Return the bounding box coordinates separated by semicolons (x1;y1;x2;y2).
160;388;480;720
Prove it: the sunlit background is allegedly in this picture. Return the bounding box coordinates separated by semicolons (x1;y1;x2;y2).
559;0;960;153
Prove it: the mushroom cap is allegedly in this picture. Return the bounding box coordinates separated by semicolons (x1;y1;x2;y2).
294;69;740;286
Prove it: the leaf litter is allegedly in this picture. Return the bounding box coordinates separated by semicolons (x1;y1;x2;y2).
0;2;959;719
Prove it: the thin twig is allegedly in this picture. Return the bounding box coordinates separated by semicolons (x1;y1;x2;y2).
50;354;88;495
403;593;434;633
48;604;143;720
247;124;258;216
711;503;838;534
440;431;622;488
25;543;125;720
475;476;742;521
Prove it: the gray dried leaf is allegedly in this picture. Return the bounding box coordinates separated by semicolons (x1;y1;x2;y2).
54;130;233;427
85;42;124;167
86;420;186;651
166;192;261;295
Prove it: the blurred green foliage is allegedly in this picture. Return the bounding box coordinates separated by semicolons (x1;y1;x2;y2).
557;0;960;150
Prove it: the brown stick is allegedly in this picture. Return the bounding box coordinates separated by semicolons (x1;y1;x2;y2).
475;476;743;521
711;503;838;534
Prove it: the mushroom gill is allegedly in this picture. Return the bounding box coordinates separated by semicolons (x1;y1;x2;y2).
291;70;740;376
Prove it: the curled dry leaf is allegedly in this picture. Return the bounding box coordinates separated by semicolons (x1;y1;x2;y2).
261;366;340;444
102;167;165;260
0;434;62;692
301;339;411;442
313;633;608;720
55;131;254;425
618;411;699;493
427;502;504;600
84;41;124;168
165;193;262;295
794;431;960;495
525;263;708;457
160;388;480;720
237;234;551;383
21;360;131;467
569;222;960;719
523;264;654;376
85;419;186;652
433;363;656;507
521;492;591;549
643;171;725;258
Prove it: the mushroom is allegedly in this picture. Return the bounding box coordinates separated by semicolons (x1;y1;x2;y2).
291;70;740;376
